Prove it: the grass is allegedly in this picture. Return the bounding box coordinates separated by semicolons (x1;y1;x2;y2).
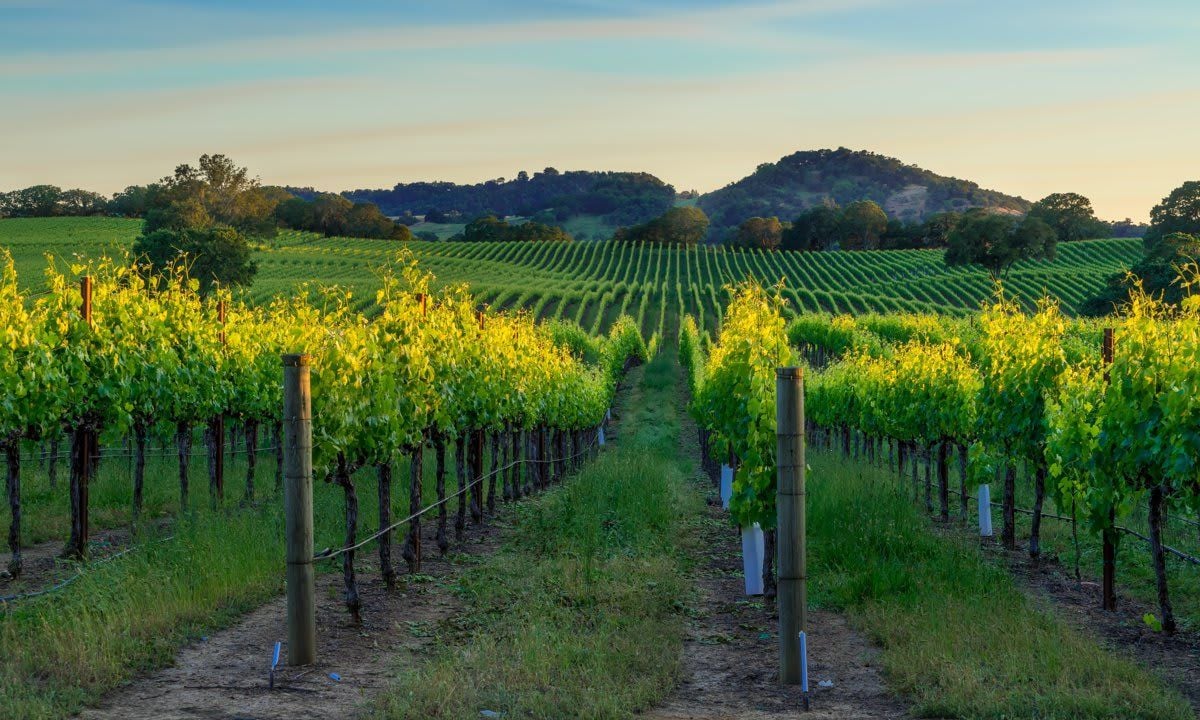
0;436;456;719
0;509;283;719
371;350;703;719
807;451;1193;719
1006;464;1200;634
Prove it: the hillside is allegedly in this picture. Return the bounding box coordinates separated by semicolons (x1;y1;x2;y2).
698;148;1031;233
0;218;1139;340
335;169;675;228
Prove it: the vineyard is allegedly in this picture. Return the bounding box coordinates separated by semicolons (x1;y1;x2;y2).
1;218;1141;342
3;216;1199;718
683;281;1200;712
0;246;651;717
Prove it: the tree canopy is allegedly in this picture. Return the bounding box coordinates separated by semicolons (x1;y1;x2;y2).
133;154;266;292
613;206;710;246
1081;181;1200;315
0;185;107;218
344;169;674;227
730;216;782;251
453;215;572;243
839;200;889;250
1144;181;1200;246
1028;192;1108;243
944;211;1056;279
1081;232;1200;316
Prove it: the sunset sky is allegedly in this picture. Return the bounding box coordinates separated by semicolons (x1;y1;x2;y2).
3;0;1197;221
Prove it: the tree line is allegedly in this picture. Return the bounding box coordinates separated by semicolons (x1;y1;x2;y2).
342;169;674;226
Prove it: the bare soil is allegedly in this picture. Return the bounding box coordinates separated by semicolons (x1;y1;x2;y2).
644;500;906;720
645;386;907;720
76;508;505;720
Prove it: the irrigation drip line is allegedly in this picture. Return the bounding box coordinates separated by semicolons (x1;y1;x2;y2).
942;484;1200;566
0;534;176;606
2;424;606;595
315;432;602;562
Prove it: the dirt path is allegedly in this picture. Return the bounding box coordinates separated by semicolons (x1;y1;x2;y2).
645;381;906;720
985;541;1200;713
78;515;503;720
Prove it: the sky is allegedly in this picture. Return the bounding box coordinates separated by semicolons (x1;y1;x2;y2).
2;0;1198;221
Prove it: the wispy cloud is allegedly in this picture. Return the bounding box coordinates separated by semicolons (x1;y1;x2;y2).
0;0;911;78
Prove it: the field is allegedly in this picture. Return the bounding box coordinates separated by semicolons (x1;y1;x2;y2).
4;215;1199;720
0;218;1140;343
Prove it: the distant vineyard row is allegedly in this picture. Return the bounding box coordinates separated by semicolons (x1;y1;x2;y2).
0;218;1141;341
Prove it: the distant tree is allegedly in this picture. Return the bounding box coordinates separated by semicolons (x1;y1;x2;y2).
344;202;395;239
4;185;64;217
416;230;439;242
1144;181;1200;246
944;211;1056;280
133;226;257;294
1081;233;1200;316
879;219;911;249
463;215;509;243
134;154;273;291
310;193;354;236
275;197;316;230
108;184;155;217
732;216;782;251
1028;192;1107;243
614;206;709;246
1109;218;1148;238
839;200;888;250
462;215;571;242
511;221;571;242
915;211;961;248
142;154;276;237
781;205;841;251
1081;180;1200;314
423;208;449;223
56;189;106;215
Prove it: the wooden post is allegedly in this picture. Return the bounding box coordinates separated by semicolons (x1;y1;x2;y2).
67;277;94;559
81;278;92;546
214;300;226;504
776;367;806;685
1101;328;1117;612
416;292;427;318
282;353;316;665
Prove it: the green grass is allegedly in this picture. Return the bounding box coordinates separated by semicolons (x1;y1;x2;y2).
0;436;457;719
807;451;1193;719
0;509;282;719
371;351;702;719
991;460;1200;633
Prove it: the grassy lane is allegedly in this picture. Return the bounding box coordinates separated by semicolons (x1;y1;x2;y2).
371;351;703;719
807;452;1193;719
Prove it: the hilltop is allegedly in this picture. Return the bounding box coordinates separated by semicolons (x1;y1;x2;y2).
697;148;1031;234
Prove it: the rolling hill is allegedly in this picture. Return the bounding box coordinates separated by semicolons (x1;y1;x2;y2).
698;147;1031;234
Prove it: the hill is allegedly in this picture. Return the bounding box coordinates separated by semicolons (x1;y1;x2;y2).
335;169;675;229
698;148;1031;234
